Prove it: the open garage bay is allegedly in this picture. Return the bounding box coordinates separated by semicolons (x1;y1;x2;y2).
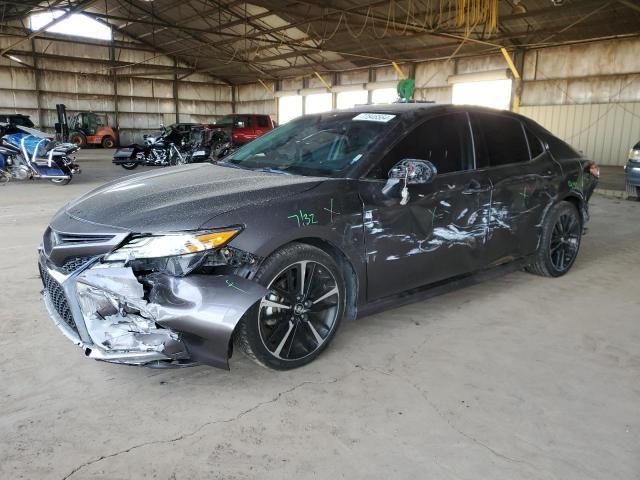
0;151;638;479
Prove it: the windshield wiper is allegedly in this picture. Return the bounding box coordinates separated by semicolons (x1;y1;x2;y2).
252;167;292;175
216;160;251;171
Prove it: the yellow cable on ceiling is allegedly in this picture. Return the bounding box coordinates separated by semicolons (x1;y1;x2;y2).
453;0;498;33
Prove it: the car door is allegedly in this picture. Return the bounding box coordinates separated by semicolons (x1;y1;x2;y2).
469;112;562;263
254;115;271;138
232;115;255;144
359;112;493;301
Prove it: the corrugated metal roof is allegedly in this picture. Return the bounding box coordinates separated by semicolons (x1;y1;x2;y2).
3;0;640;84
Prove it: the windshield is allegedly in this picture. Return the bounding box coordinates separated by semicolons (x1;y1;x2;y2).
222;112;395;177
215;115;236;125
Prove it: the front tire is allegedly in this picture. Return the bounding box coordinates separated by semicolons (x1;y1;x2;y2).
121;162;138;170
235;243;346;370
526;201;582;277
70;132;87;148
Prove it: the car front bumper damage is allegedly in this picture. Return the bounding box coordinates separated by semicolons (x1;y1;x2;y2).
39;251;266;369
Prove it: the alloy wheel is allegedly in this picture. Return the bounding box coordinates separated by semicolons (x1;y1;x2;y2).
258;260;340;361
549;212;580;272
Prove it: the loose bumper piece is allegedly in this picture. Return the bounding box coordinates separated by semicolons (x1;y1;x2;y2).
39;251;266;369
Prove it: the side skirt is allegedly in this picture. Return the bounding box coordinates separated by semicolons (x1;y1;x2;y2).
357;255;535;319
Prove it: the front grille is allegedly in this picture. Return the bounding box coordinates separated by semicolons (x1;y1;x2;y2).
54;232;115;245
39;264;77;333
61;256;91;273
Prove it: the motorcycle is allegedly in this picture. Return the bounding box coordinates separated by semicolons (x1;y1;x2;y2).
0;125;80;185
184;126;234;163
112;124;189;170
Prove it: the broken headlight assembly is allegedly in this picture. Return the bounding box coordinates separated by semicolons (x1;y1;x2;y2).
103;228;242;276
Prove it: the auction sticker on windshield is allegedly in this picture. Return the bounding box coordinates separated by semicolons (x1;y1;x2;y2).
352;113;396;123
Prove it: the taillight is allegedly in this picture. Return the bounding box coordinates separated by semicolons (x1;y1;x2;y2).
588;162;600;178
629;148;640;162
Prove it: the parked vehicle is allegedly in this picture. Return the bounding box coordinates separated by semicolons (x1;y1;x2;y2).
38;104;598;371
112;124;188;170
1;128;80;185
0;114;35;135
624;140;640;199
180;124;221;163
214;114;274;145
68;110;118;148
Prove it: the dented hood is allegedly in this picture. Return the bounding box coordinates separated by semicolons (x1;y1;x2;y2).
59;164;323;232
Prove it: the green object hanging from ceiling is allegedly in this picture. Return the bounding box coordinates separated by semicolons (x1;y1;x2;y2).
397;79;415;101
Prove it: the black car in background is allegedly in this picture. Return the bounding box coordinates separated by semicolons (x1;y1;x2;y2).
38;104;599;371
0;113;35;135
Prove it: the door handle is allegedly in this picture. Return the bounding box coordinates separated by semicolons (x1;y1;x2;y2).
463;179;491;194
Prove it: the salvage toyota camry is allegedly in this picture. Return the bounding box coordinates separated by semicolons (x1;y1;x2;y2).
39;104;599;370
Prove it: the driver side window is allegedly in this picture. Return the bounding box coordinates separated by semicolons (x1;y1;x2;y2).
369;112;473;179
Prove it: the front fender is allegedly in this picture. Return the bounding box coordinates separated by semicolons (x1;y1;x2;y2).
201;179;367;307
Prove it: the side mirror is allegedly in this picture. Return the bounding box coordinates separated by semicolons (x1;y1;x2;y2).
388;159;437;184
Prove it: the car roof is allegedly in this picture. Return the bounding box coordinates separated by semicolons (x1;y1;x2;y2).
330;103;532;125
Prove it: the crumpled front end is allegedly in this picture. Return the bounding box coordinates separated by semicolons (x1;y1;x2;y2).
39;246;266;369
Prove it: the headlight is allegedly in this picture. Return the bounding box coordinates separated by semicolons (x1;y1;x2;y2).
629;148;640;162
105;228;241;262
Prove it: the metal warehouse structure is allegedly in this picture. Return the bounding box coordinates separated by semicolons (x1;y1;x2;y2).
1;0;640;164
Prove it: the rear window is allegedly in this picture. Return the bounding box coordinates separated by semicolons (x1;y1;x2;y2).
525;127;544;158
546;135;579;160
471;112;530;168
257;116;269;128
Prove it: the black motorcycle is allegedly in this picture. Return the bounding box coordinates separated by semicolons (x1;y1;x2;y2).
112;125;189;170
0;128;80;185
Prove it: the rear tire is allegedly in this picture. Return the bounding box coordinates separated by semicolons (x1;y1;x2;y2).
526;201;582;277
50;177;71;185
235;243;345;370
121;163;138;170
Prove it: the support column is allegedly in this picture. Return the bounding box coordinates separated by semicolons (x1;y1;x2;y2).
231;85;236;114
110;45;119;133
173;57;179;123
31;39;44;129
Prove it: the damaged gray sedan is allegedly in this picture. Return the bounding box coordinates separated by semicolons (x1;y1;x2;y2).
39;104;599;370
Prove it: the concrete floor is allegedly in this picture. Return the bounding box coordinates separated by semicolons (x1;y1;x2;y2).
1;150;639;480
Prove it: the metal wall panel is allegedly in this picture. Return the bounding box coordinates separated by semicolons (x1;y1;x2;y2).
521;102;640;166
236;99;275;116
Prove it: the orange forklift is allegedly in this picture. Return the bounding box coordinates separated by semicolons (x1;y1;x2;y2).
56;104;118;148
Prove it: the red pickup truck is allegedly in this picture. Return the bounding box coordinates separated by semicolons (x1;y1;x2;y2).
214;114;275;145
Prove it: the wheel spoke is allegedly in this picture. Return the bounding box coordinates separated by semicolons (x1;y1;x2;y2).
262;299;292;310
307;321;324;345
311;286;339;305
284;322;299;358
308;301;338;313
304;263;316;298
274;321;294;357
297;261;309;296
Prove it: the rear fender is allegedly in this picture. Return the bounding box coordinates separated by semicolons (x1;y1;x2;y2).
112;147;139;162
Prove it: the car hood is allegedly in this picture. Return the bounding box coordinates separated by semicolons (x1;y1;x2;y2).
57;164;324;232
